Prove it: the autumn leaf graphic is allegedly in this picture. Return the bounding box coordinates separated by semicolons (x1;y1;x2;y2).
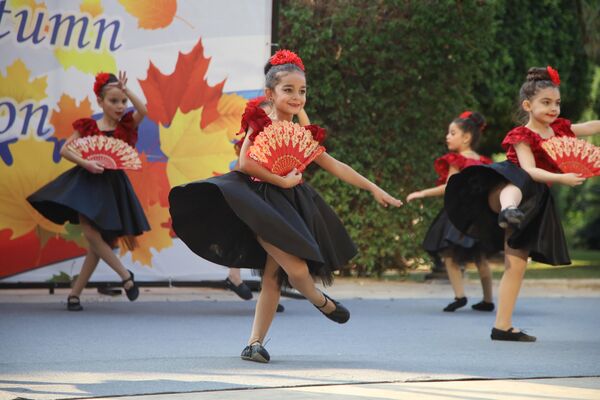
54;31;117;75
0;59;47;103
119;203;172;266
160;108;236;187
80;0;103;17
204;93;247;140
0;138;72;239
124;153;170;208
118;0;177;30
139;39;225;129
50;94;93;140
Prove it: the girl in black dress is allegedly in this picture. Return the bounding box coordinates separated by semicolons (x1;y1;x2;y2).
407;112;494;312
169;50;402;362
445;67;600;341
28;71;150;311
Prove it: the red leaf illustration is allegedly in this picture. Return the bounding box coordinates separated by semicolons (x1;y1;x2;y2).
139;39;225;129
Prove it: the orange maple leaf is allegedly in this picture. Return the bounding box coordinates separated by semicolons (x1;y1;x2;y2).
50;94;93;140
124;153;170;208
118;0;177;30
139;39;226;129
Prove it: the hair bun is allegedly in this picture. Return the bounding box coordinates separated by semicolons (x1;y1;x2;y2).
526;67;551;82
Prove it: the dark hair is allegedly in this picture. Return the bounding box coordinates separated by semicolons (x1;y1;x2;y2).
452;112;486;149
515;67;560;123
265;63;304;90
99;73;118;98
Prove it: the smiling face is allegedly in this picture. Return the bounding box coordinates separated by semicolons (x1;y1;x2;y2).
265;71;306;120
446;122;471;152
522;87;561;125
98;86;128;121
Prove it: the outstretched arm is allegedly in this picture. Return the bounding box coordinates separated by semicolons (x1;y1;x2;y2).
406;166;459;202
109;70;147;126
515;142;585;187
571;120;600;137
314;152;402;207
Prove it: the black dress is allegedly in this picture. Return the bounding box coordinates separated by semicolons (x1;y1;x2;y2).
27;113;150;246
169;103;357;285
444;119;574;265
422;153;493;262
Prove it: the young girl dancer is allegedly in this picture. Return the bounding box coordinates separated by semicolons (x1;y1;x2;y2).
169;50;402;362
407;111;494;312
28;71;150;311
444;67;599;341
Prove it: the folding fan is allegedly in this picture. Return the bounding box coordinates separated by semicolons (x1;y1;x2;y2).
67;136;142;170
541;137;600;178
248;120;325;176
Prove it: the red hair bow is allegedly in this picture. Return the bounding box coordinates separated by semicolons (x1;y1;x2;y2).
547;66;560;86
93;72;111;96
459;111;472;119
269;49;305;71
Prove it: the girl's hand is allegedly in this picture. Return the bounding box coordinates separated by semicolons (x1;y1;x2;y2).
371;187;403;208
559;173;586;187
280;168;302;188
83;160;105;174
108;70;128;91
406;191;424;203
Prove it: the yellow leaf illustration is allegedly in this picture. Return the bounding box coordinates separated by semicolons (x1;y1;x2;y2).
160;108;236;187
0;59;47;103
54;40;116;75
80;0;103;17
0;138;72;239
119;203;172;266
204;93;247;140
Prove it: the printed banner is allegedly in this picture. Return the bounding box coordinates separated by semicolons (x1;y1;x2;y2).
0;0;271;282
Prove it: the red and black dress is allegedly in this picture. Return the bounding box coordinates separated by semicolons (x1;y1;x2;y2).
422;153;492;261
27;112;150;247
444;118;574;265
169;102;357;285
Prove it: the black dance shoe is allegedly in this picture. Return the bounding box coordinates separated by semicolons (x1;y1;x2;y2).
241;342;270;363
225;277;253;300
276;303;285;313
67;295;83;311
122;270;139;301
443;297;467;312
315;293;350;324
497;207;525;229
471;300;495;312
491;327;536;342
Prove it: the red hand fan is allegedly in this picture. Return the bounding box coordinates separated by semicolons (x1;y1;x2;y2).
541;137;600;178
67;136;142;170
247;120;325;176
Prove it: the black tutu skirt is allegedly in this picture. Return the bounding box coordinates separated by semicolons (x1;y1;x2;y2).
444;161;570;265
422;209;485;263
27;166;150;244
168;171;358;285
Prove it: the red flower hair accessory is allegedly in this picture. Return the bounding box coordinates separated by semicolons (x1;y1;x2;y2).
459;111;472;119
547;66;560;86
93;72;111;96
269;49;305;71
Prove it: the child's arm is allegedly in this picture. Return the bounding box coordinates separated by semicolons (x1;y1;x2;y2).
406;166;459;202
59;132;104;174
110;71;148;126
314;152;402;207
297;109;310;126
515;142;585;186
571;120;600;137
238;129;303;188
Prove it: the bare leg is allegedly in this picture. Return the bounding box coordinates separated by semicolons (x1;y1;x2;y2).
257;237;335;314
445;256;465;299
495;235;529;331
69;250;100;297
248;255;280;345
475;257;493;303
80;215;133;289
228;268;243;286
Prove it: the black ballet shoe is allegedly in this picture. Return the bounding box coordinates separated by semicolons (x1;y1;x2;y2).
276;303;285;313
471;300;495;312
241;342;270;363
497;206;524;229
315;293;350;324
67;295;83;311
443;297;467;312
225;277;253;300
122;270;139;301
491;327;537;342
